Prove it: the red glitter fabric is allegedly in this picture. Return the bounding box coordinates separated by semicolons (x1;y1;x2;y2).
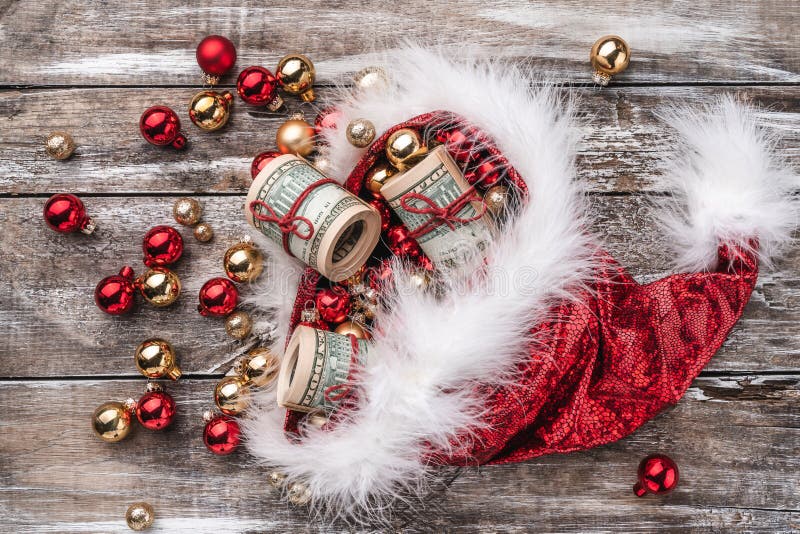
283;112;758;465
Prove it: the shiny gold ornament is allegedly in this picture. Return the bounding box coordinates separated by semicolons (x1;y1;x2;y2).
172;197;202;226
223;241;264;283
302;411;328;429
353;66;389;92
188;90;234;131
92;400;135;443
334;320;370;339
385;128;427;171
483;185;510;218
287;481;312;505
276;114;315;157
135;338;182;380
225;311;253;340
125;502;155;531
276;54;315;102
365;163;395;195
193;222;214;242
409;269;432;290
268;471;287;489
137;267;181;307
345;118;376;148
590;35;630;86
45;131;76;160
313;154;331;174
238;348;278;387
214;376;250;415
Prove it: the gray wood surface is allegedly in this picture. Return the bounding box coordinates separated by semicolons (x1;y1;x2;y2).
0;0;798;532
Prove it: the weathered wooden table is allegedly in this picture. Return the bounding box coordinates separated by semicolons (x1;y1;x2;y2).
1;1;798;532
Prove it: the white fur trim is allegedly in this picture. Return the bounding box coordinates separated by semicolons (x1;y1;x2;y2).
656;96;799;271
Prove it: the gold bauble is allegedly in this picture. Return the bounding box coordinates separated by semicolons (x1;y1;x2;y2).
385;128;427;171
334;320;370;339
483;185;510;218
345;118;376;148
193;222;214;242
287;481;312;505
239;348;278;387
268;471;287;489
276;54;315;102
353;66;389;92
137;267;181;307
92;400;134;443
303;411;328;429
365;163;395;195
276;116;315;157
125;502;155;531
223;241;264;283
135;338;182;380
225;311;253;340
214;376;250;415
409;270;432;290
590;35;630;86
172;197;202;226
313;154;331;174
188;90;233;131
45;131;76;160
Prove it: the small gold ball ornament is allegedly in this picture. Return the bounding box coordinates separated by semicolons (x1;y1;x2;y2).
137;267;181;307
45;131;76;160
188;90;234;131
365;163;395;195
193;222;214;242
302;411;329;430
345;118;376;148
334;320;370;340
313;154;332;174
268;471;287;489
225;311;253;340
353;66;389;92
385;128;427;171
214;376;250;415
135;338;182;380
223;241;264;283
276;54;316;102
590;35;630;86
276;114;316;157
172;197;202;226
125;502;155;531
238;348;279;387
287;481;312;505
92;400;135;443
409;269;432;291
483;185;510;218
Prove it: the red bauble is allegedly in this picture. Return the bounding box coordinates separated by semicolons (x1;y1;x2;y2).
314;106;342;135
43;193;95;234
143;225;184;267
436;126;477;162
251;150;282;179
236;66;282;110
386;225;422;259
136;390;176;430
198;277;239;317
369;199;391;232
95;266;137;315
315;286;351;324
196;35;237;78
634;454;679;497
465;158;502;188
139;106;186;149
204;415;241;455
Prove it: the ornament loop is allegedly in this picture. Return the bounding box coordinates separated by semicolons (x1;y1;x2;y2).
399;187;486;239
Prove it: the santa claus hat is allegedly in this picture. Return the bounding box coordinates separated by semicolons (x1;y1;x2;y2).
243;46;798;521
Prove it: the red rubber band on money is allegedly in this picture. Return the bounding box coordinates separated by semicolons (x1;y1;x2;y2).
248;178;337;256
399;186;486;240
323;334;362;403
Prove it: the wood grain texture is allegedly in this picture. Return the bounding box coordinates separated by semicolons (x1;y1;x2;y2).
1;0;798;86
0;376;797;533
0;86;797;195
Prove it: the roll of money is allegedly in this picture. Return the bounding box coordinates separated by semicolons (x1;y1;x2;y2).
246;154;381;282
380;145;494;270
277;325;370;413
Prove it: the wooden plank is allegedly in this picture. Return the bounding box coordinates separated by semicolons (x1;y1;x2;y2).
1;194;798;377
0;86;797;195
1;1;798;86
0;376;797;533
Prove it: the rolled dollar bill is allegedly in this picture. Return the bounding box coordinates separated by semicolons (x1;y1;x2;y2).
277;325;370;413
245;154;381;282
380;145;494;269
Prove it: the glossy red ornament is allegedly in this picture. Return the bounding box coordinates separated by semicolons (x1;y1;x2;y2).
139;106;186;149
236;66;283;110
136;390;177;430
314;107;342;135
43;193;95;234
634;454;680;497
436;126;476;162
465;158;502;188
95;266;137;315
315;286;351;324
198;277;239;317
204;415;241;455
386;225;422;259
251;150;282;179
143;225;184;267
196;35;237;80
369;199;391;232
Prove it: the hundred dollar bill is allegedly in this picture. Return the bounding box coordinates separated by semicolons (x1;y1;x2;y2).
277;325;370;413
380;145;494;270
245;154;381;282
